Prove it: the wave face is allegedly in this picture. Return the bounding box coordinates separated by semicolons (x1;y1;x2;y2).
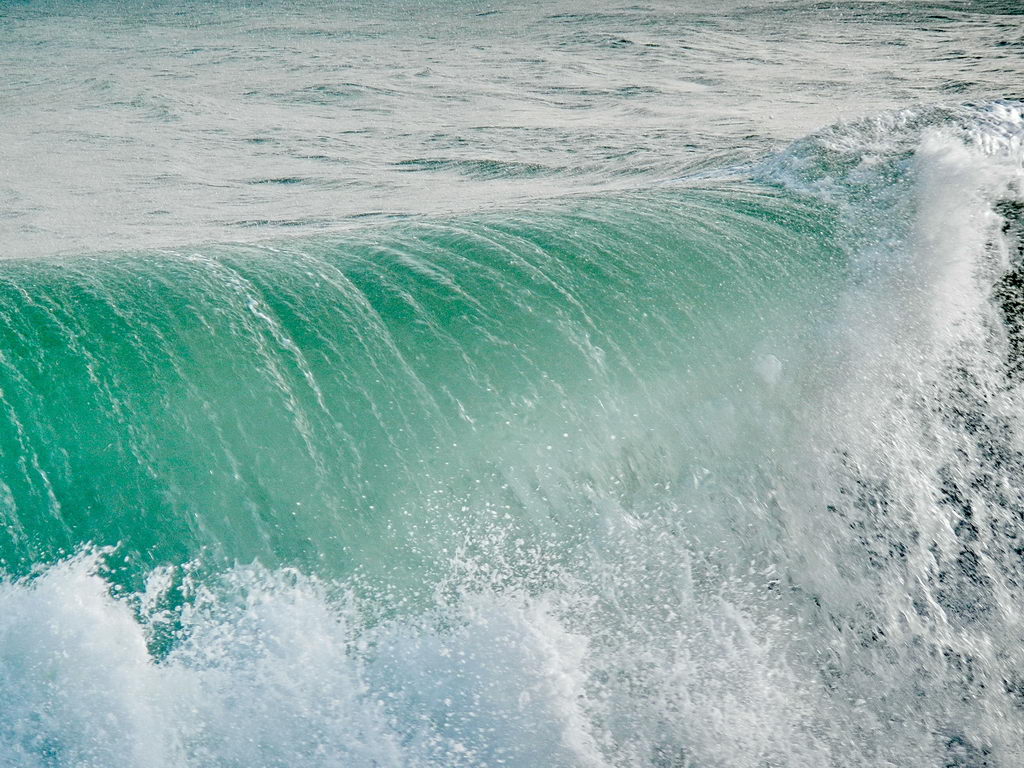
0;101;1022;766
0;187;839;586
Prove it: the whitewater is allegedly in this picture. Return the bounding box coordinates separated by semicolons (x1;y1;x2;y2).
1;1;1023;766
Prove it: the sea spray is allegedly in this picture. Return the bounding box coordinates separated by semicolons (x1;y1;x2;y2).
1;103;1024;766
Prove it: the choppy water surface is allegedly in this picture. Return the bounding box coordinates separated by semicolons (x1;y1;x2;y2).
1;1;1024;766
2;0;1021;255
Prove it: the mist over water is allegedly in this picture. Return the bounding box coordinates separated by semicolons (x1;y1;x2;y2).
2;1;1024;766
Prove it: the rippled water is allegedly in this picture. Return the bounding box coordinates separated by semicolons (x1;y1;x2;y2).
2;0;1021;256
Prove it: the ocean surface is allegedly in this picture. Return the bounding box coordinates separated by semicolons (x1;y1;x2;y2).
1;1;1023;765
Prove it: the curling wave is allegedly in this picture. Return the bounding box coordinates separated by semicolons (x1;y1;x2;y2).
1;101;1023;767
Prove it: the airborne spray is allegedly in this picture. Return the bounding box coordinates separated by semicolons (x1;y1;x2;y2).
0;103;1020;767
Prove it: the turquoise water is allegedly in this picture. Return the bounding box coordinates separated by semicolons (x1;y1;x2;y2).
2;2;1024;766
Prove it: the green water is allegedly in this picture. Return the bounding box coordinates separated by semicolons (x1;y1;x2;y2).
3;0;1024;761
0;187;839;594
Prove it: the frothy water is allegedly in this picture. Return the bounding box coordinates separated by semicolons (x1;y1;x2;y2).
3;1;1024;766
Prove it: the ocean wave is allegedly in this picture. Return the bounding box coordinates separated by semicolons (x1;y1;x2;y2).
2;102;1024;765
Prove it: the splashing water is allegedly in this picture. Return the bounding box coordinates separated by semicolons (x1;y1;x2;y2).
3;0;1024;764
